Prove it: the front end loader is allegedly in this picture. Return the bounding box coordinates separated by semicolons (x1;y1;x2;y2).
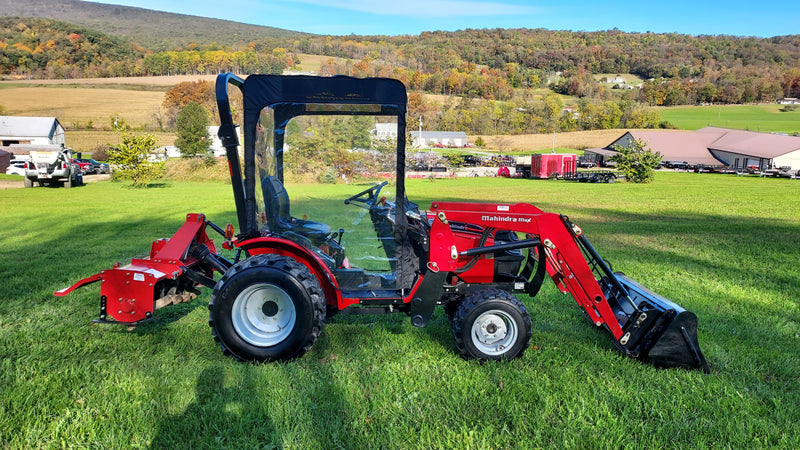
57;74;708;373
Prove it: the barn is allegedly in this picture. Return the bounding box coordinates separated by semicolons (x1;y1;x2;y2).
700;127;800;171
0;116;66;147
586;127;800;171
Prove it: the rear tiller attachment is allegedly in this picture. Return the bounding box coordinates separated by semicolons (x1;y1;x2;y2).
55;214;232;326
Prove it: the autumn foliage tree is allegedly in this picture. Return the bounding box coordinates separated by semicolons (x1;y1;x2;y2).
162;81;216;128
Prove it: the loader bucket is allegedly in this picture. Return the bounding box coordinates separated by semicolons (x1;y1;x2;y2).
603;273;710;373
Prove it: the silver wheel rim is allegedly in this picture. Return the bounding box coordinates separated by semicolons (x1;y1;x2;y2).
232;283;296;347
471;310;518;356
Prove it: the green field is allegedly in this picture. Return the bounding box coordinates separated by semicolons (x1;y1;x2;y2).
660;104;800;134
1;174;799;448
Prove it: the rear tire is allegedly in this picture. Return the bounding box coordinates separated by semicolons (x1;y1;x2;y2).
209;254;326;362
451;289;531;361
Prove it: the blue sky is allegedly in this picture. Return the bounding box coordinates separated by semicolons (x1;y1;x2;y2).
89;0;798;37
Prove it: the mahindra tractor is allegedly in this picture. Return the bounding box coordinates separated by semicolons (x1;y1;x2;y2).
57;74;709;372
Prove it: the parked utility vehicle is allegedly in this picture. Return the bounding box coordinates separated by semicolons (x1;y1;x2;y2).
57;74;708;372
24;146;81;188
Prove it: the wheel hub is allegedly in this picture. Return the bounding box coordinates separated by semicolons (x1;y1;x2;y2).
475;313;508;344
232;283;296;347
262;300;279;317
470;310;518;356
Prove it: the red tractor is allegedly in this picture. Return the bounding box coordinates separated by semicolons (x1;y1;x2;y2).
57;74;708;372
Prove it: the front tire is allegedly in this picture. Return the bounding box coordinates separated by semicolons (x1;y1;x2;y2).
451;289;531;361
209;254;326;362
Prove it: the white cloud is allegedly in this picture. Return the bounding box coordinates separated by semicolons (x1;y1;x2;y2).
292;0;538;17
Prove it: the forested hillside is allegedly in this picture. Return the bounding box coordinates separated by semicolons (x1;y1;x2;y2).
0;17;145;78
0;0;306;50
292;29;800;105
2;2;800;135
3;13;799;106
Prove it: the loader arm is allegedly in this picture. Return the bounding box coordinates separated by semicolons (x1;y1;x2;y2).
428;201;709;372
428;202;623;337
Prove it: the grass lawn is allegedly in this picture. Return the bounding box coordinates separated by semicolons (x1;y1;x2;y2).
660;104;800;134
1;173;799;448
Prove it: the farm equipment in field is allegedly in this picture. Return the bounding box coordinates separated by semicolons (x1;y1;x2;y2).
562;170;625;183
24;146;82;188
56;74;709;372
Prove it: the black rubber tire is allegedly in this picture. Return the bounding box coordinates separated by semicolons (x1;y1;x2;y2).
208;254;326;363
443;299;461;323
451;289;532;361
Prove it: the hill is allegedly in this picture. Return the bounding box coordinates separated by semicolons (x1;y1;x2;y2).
0;0;307;50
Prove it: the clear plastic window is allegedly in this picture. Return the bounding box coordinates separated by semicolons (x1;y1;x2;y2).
254;105;403;292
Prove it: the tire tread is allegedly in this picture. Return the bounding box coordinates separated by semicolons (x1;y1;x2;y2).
451;288;532;361
208;254;325;362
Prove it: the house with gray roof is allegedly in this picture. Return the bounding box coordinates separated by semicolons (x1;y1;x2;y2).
700;127;800;171
0;116;66;147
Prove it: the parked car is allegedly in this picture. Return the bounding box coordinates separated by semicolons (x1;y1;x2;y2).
75;158;109;174
577;157;596;168
745;165;761;174
5;160;27;176
71;159;90;173
25;147;82;188
665;161;690;170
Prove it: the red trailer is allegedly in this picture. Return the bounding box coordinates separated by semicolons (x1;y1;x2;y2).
517;154;577;179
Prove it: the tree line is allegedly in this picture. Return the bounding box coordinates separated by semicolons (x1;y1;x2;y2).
3;17;799;108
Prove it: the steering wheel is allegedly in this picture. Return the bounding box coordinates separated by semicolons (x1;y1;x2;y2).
344;181;388;207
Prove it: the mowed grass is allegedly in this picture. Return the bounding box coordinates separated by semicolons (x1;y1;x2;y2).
0;85;166;129
475;129;629;153
1;173;798;448
660;104;800;134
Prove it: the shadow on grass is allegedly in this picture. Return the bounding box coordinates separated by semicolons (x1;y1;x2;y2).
149;366;279;448
0;210;237;318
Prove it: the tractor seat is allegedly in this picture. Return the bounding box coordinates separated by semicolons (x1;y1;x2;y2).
262;176;331;242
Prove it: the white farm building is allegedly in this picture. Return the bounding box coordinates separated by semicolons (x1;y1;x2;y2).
0;116;66;147
410;131;469;148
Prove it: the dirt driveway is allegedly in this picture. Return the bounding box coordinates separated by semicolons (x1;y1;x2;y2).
0;174;111;189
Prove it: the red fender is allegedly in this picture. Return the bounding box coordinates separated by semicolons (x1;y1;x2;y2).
236;237;349;310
